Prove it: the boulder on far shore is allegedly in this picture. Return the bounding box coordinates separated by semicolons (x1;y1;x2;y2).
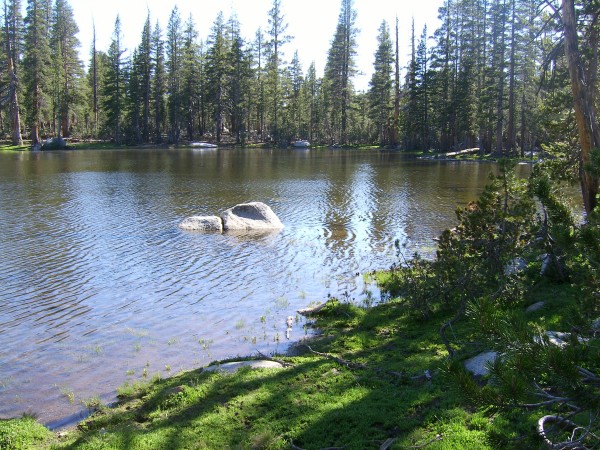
179;215;223;232
221;202;284;232
41;137;68;150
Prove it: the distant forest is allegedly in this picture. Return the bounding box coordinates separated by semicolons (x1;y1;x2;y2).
0;0;598;155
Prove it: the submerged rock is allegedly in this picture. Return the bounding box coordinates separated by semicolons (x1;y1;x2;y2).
179;215;223;232
221;202;284;232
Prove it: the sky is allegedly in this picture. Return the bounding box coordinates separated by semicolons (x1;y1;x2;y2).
70;0;443;91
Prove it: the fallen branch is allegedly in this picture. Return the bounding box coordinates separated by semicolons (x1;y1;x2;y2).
306;345;367;369
578;367;600;384
380;437;396;450
537;415;596;450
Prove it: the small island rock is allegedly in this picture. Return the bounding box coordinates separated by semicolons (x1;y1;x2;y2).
179;215;223;232
221;202;284;231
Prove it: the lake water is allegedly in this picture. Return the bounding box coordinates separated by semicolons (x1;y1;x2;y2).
0;147;525;427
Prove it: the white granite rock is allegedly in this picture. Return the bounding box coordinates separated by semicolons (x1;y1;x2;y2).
221;202;284;231
464;351;498;377
179;215;223;232
203;360;284;374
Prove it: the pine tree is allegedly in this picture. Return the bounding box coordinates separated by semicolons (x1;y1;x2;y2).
227;15;252;144
5;0;21;67
89;23;98;137
102;15;125;145
205;11;227;143
404;24;431;150
392;16;401;148
303;62;320;143
85;48;108;139
250;28;266;141
561;0;599;213
165;6;182;144
136;13;152;143
265;0;291;145
126;47;142;144
23;0;52;145
288;50;304;140
2;0;23;145
324;0;358;146
181;14;200;142
51;0;83;138
491;0;509;155
151;21;166;143
368;20;393;147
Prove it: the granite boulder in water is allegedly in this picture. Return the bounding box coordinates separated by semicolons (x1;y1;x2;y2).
221;202;284;231
179;215;223;232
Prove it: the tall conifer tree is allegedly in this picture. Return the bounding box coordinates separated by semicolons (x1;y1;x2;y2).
205;12;227;143
166;6;182;144
51;0;83;138
102;15;125;144
2;0;23;145
324;0;358;145
368;20;393;146
265;0;290;145
23;0;51;145
151;21;166;143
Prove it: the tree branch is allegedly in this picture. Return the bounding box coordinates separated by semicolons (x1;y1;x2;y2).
306;345;367;369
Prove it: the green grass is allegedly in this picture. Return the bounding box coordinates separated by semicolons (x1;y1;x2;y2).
0;416;52;449
3;285;579;449
0;143;30;152
1;297;535;450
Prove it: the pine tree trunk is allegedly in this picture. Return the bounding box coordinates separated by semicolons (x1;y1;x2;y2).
562;0;600;213
8;66;22;146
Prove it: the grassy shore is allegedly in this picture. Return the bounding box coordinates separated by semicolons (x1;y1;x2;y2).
1;279;574;450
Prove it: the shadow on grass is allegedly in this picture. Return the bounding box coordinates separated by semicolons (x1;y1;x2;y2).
57;300;498;449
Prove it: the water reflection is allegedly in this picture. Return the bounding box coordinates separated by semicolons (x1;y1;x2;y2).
0;148;525;426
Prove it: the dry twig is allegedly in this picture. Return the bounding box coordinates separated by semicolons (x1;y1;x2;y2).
306;345;367;369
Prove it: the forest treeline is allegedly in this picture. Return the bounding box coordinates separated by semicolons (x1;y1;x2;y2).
0;1;598;157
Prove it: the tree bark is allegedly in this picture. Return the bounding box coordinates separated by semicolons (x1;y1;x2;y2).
562;0;600;214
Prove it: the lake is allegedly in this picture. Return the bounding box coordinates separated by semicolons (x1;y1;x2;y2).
0;147;527;427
